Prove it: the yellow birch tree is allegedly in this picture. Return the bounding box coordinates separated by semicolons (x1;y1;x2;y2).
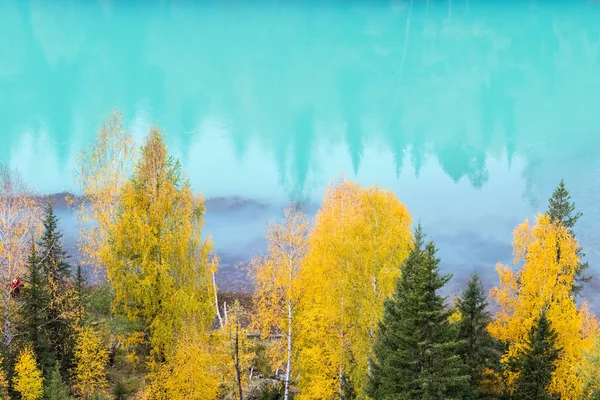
103;127;216;363
295;178;412;399
249;203;309;400
489;213;595;399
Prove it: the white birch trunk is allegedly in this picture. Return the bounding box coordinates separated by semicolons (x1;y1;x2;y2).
284;301;292;400
212;271;223;328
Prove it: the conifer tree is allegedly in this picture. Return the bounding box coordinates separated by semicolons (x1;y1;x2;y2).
73;327;109;399
45;361;74;400
22;239;52;370
546;179;589;294
510;310;560;400
366;225;468;400
13;345;44;400
39;201;71;283
38;201;75;374
456;272;501;399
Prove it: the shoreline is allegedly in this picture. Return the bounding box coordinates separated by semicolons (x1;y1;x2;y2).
35;193;600;314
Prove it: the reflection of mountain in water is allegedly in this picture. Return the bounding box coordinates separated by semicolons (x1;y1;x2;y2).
1;0;600;205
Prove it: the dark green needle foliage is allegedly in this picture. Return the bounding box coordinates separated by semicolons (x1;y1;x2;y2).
510;310;561;400
546;179;589;294
366;225;468;400
456;272;502;399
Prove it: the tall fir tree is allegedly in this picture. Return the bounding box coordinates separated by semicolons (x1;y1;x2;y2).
38;201;74;375
22;239;53;370
546;179;589;294
510;310;561;400
366;225;468;400
39;201;71;284
456;272;502;399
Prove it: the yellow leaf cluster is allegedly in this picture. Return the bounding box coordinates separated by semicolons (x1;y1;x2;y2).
73;327;109;399
144;327;224;400
449;309;462;324
295;179;412;399
13;345;43;400
489;213;593;399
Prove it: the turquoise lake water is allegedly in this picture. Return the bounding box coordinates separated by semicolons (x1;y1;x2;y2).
2;0;600;299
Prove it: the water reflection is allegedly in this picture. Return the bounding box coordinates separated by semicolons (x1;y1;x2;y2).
1;1;600;202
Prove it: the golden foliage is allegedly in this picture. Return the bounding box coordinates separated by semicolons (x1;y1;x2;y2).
103;127;215;360
148;302;254;400
489;213;594;399
73;327;109;399
13;345;44;400
144;327;224;400
73;110;136;272
295;178;413;399
449;309;462;324
249;203;309;387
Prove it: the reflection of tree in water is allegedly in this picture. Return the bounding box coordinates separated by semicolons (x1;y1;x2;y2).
2;0;600;203
467;153;488;190
385;116;407;179
410;133;427;179
339;69;366;176
521;155;541;209
435;133;489;189
289;108;314;199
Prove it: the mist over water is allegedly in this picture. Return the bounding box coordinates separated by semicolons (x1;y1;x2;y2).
2;0;600;304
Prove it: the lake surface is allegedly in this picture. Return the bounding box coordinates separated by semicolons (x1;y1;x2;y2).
2;0;600;303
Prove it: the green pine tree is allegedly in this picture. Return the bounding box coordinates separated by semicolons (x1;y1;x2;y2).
510;310;561;400
39;201;71;284
38;201;74;375
456;272;502;399
22;239;53;371
546;179;589;294
45;361;74;400
366;225;468;400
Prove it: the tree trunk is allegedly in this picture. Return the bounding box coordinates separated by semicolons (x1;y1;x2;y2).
284;301;292;400
339;364;344;399
213;271;223;328
235;319;243;400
